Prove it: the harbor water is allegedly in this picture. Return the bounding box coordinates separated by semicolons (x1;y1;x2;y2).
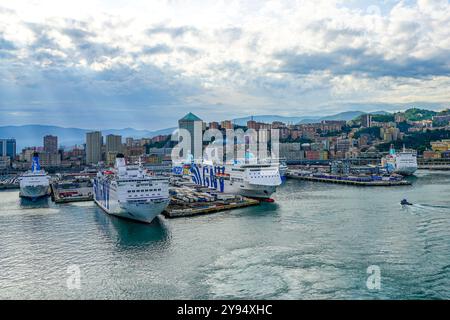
0;170;449;299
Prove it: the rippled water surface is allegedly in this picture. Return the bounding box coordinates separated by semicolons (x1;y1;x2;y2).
0;170;449;299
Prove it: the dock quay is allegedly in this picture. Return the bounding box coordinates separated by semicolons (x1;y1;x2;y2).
164;197;260;218
418;165;450;171
0;183;19;190
163;186;260;218
0;175;19;190
50;176;93;203
418;159;450;170
287;171;411;187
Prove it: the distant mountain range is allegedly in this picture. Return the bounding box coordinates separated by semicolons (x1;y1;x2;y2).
0;110;401;150
0;125;176;150
232;110;390;125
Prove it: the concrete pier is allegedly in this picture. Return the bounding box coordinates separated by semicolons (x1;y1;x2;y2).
163;197;260;218
50;178;93;203
287;172;411;187
418;165;450;170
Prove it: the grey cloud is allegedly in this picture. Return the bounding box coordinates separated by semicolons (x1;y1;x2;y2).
62;27;95;40
146;25;198;38
26;22;64;51
0;56;202;111
0;35;16;50
142;44;173;55
31;50;66;65
26;21;121;64
394;20;421;34
177;46;201;56
76;41;122;62
308;19;365;42
275;47;450;79
61;26;121;63
216;27;242;43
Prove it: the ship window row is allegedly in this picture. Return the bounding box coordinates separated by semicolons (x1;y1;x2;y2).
120;181;153;185
128;189;161;193
249;175;278;178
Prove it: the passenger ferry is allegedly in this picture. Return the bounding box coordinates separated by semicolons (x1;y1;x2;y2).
381;145;418;176
94;154;169;223
176;161;282;200
19;152;50;200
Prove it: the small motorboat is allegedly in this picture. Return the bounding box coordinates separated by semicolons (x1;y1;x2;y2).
401;199;413;206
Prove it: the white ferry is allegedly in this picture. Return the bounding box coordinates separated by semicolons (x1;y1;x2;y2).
186;161;282;200
19;152;50;200
93;154;169;223
381;145;418;176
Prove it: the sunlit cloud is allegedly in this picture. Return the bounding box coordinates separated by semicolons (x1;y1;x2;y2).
0;0;449;129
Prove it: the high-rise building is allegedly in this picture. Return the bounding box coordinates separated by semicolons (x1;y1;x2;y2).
336;138;352;153
106;134;122;154
0;139;16;159
105;134;122;165
361;114;372;128
178;112;203;160
39;152;61;167
86;131;103;164
43;135;58;153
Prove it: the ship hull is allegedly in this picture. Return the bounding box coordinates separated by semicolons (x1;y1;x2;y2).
19;184;50;200
394;166;418;176
225;181;277;199
94;197;169;223
93;178;169;224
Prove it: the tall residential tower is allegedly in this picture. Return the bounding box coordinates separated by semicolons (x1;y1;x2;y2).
43;135;58;153
105;134;123;165
86;131;103;164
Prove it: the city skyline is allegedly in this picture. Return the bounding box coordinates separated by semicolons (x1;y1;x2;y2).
1;106;450;149
1;0;450;129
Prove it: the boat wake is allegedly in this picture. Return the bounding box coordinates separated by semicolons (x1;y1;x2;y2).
402;203;450;214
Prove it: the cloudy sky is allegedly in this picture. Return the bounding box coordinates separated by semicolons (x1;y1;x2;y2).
0;0;449;130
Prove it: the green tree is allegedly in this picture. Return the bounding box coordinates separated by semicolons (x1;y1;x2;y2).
371;114;395;122
404;108;437;121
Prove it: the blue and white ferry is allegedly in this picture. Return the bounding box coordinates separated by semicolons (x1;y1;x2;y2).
94;154;169;223
19;152;50;200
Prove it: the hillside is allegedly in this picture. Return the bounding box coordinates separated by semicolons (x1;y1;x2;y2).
403;108;437;121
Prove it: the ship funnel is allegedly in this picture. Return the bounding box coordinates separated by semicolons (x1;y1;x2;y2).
31;152;41;172
389;144;396;156
115;153;126;168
